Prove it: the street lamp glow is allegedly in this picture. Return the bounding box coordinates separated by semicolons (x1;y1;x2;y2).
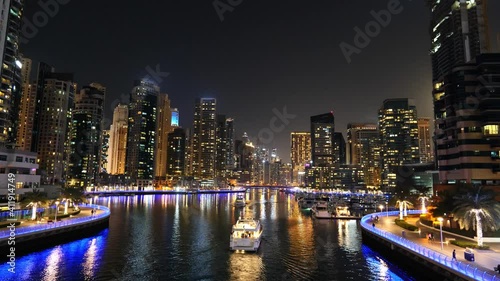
55;200;60;222
385;202;388;217
379;205;384;213
437;217;444;250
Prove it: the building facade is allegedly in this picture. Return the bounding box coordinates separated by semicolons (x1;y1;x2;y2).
167;128;186;178
16;57;35;151
0;148;40;198
154;94;172;180
418;117;434;163
0;0;23;146
108;104;128;175
192;98;217;180
346;123;381;187
67;84;105;188
126;79;159;182
290;132;311;185
379;98;419;189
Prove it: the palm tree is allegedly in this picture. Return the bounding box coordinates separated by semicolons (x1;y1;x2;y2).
418;195;429;214
396;200;413;220
21;189;49;220
60;188;87;214
452;186;500;247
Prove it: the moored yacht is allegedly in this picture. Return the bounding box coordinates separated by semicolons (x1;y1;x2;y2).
229;215;263;252
311;201;331;219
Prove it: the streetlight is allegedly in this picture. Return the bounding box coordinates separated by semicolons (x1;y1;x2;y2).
437;217;444;250
55;200;60;222
385;202;388;217
379;205;384;214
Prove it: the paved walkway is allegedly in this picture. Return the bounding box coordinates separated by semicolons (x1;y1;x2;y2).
373;215;500;276
9;206;103;228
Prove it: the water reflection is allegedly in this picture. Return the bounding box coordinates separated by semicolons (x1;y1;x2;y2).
0;190;420;281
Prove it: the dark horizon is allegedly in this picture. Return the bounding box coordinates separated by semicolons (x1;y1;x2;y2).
21;0;500;161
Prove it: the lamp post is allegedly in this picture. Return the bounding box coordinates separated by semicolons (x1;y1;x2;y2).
437;217;444;250
55;200;60;222
385;202;388;217
379;205;384;214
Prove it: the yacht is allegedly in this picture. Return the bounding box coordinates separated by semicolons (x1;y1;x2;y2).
311;201;332;219
234;194;246;207
229;215;263;252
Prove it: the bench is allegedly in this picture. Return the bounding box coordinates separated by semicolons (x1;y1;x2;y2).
47;220;53;224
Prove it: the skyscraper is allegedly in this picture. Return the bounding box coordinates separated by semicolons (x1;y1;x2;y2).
155;94;172;180
107;104;128;175
418;118;434;163
290;132;311;185
310;112;335;166
379;99;419;188
67;84;106;188
16;57;35;151
171;108;179;127
226;117;235;172
126;79;159;182
427;0;490;82
346;123;381;187
0;0;23;145
333;132;346;165
167;128;186;177
215;114;228;179
36;72;76;184
436;54;500;184
192;98;217;180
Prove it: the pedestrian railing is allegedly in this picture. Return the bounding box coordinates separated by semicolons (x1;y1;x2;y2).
361;211;498;281
0;204;110;239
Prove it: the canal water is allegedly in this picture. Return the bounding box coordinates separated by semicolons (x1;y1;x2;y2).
1;189;421;280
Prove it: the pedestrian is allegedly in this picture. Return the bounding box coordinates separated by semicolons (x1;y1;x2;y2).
452;249;457;261
402;230;406;238
372;223;375;228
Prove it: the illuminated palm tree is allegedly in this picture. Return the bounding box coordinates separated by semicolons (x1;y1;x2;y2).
418;195;429;214
453;186;500;247
396;200;413;220
60;188;87;214
21;189;49;220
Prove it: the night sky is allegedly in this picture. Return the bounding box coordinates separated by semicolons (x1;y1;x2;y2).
22;0;500;161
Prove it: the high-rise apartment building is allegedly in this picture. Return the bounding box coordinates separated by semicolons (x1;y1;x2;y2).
310;112;335;166
36;72;76;184
67;84;105;188
290;132;311;185
155;94;172;180
379;99;419;188
126;79;159;182
347;123;381;187
16;57;35;151
108;104;128;175
192;98;216;180
333;132;346;165
418;118;434;163
167;128;186;177
0;0;23;146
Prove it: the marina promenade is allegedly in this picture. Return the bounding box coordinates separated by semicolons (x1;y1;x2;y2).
0;204;110;240
362;211;500;281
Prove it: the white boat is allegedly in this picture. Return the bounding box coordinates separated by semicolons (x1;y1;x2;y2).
311;201;332;219
234;194;246;207
229;215;263;252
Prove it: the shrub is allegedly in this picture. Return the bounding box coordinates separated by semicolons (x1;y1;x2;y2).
395;219;419;231
450;240;489;250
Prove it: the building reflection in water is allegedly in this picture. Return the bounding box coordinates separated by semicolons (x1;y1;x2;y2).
228;251;264;279
41;246;63;281
81;238;98;278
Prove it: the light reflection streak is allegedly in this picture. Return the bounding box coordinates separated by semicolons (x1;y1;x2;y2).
228;252;264;280
41;246;63;281
81;238;98;278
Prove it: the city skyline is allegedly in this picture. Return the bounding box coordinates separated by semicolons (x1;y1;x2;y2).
21;1;500;161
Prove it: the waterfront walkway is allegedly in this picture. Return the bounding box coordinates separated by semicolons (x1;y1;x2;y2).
362;211;500;281
0;204;110;239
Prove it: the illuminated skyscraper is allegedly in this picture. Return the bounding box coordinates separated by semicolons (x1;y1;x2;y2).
333;132;346;165
108;104;128;175
417;118;434;163
67;84;106;188
36;72;76;184
16;57;36;151
0;0;23;146
379;99;419;188
290;132;311;185
171;108;179;127
192;98;217;180
167;128;186;177
155;94;172;180
310;112;335;166
126;79;159;182
346;123;381;187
